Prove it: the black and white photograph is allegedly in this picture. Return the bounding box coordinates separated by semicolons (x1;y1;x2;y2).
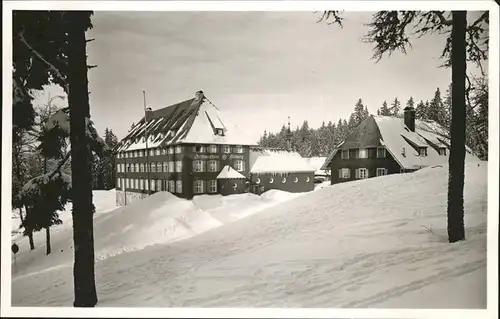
2;1;498;318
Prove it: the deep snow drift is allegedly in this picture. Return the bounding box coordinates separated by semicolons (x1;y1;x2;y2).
11;163;487;309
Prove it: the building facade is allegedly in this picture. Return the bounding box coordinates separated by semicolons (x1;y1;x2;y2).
321;106;479;185
115;91;256;204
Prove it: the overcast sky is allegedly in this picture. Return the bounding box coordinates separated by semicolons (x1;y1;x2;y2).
77;11;484;142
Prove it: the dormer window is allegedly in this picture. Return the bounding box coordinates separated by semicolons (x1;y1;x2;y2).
235;145;244;154
419;147;428;157
168;147;174;155
175;145;182;154
439;148;447;156
216;128;224;136
209;145;217;153
401;147;406;157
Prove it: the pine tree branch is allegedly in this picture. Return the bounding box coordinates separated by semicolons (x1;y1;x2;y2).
18;30;69;93
48;152;71;179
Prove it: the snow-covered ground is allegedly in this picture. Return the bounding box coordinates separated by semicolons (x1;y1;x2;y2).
10;163;487;309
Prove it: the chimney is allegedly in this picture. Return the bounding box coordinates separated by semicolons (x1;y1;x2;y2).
145;107;153;122
195;90;204;101
403;105;416;132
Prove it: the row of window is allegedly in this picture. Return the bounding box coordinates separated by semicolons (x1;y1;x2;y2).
341;147;386;160
117;161;182;173
117;159;246;173
117;178;183;193
338;167;388;179
117;178;219;194
117;144;245;159
254;176;311;184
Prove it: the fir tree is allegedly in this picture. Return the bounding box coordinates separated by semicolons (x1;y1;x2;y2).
415;100;426;119
378;100;391;116
389;97;401;117
428;87;445;125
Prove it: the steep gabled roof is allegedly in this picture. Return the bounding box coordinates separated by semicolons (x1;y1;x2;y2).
116;92;257;152
216;165;246;179
322;115;480;170
373;115;480;169
250;148;315;173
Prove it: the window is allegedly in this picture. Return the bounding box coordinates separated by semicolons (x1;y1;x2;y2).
209;145;217;153
117;178;121;188
161;148;166;155
358;148;368;159
194;180;204;194
282;177;287;183
339;168;351;179
294;177;298;183
269;177;274;184
140;179;144;190
194;145;205;153
150;149;155;156
145;179;149;191
134;179;138;189
175;145;182;154
222;145;231;153
151;162;156;172
122;164;125;173
151;179;156;191
134;151;139;158
377;147;386;158
169;180;175;192
176;180;182;193
439;148;447;156
156;162;162;172
168;147;174;155
126;178;130;188
419;147;428;157
117;165;121;173
209;180;217;193
175;161;183;172
193;160;205;172
341;149;349;159
163;162;168;172
401;147;406;157
234;160;245;172
121;178;125;189
169;161;174;172
235;145;243;154
376;168;388;177
306;177;310;182
356;168;369;179
157;179;161;191
207;160;218;172
155;148;161;156
216;128;224;136
130;164;135;173
140;163;145;172
256;178;261;184
135;163;139;172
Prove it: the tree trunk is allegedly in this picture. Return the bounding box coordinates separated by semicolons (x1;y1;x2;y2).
46;226;51;255
447;11;467;243
67;11;98;307
24;205;35;250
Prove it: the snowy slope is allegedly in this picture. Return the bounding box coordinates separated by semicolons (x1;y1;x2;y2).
11;163;487;309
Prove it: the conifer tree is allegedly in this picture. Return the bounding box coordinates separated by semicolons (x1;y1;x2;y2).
390;97;401;117
415;100;426;119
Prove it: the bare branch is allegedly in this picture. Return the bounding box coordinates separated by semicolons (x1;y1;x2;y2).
18;30;69;93
86;38;96;43
87;65;98;70
317;11;344;27
434;11;452;26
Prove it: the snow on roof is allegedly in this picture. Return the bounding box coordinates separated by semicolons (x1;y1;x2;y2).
304;157;330;175
374;116;479;169
116;93;257;152
250;149;315;173
216;165;246;179
320;141;344;170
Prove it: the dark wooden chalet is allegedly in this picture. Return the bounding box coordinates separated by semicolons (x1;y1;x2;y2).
321;105;479;185
114;91;257;205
